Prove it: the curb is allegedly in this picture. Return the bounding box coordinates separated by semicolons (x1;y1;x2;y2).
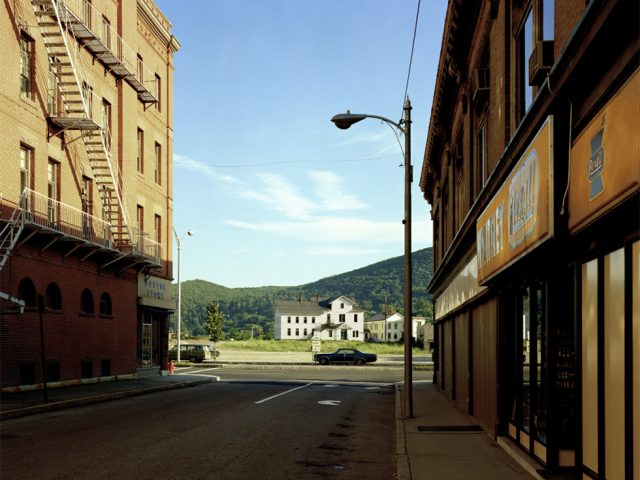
0;378;214;421
395;384;411;480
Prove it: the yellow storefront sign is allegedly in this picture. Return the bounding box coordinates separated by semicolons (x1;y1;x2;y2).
477;116;554;284
568;70;639;233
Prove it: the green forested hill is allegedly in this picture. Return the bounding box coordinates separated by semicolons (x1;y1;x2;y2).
174;247;433;339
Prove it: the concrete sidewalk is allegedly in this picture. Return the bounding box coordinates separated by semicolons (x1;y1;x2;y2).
396;382;541;480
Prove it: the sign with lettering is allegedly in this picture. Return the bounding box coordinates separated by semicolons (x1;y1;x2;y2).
137;274;175;310
568;70;639;233
477;116;554;284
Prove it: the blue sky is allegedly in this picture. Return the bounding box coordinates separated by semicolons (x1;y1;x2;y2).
154;0;447;287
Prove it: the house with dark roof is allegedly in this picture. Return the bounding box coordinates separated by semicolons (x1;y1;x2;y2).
274;295;364;341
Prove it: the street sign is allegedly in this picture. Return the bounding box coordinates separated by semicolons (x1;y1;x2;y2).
311;339;321;353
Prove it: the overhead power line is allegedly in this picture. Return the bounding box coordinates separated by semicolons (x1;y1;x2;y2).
402;0;421;108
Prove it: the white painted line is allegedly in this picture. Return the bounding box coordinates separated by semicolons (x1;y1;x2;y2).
190;368;219;374
318;400;341;406
323;384;339;387
254;383;312;404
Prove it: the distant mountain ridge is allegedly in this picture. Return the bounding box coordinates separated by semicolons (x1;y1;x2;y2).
174;247;433;339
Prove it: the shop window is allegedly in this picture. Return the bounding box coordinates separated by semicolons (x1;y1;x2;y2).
19;361;35;385
47;360;60;383
81;360;93;379
45;282;62;310
509;280;547;458
100;359;111;377
80;288;94;314
99;292;112;316
17;277;37;308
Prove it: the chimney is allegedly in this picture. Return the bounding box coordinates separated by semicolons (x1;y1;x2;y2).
298;291;304;303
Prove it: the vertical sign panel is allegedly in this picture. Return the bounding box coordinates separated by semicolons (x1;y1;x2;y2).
582;259;598;475
633;241;640;480
604;249;625;480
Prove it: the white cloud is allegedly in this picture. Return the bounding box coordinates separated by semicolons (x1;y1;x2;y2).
309;170;367;211
224;216;432;245
238;173;317;219
303;246;387;256
174;153;240;185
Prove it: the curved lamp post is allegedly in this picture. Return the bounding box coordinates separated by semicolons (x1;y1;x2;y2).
173;228;194;362
331;98;413;418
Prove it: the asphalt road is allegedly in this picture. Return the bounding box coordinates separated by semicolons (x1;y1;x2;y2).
179;364;433;384
1;379;396;479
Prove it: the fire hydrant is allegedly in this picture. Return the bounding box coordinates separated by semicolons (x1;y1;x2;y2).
169;360;175;375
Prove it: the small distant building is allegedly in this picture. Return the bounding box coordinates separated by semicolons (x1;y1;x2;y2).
364;313;426;342
274;295;364;341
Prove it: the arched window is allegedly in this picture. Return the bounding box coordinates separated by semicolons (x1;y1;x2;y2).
45;282;62;310
17;277;37;308
80;288;94;314
99;292;112;316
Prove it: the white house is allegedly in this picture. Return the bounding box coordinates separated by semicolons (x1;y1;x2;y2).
274;295;364;341
363;312;426;342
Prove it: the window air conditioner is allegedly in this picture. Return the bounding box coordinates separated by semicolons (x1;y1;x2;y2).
472;68;490;103
529;40;554;86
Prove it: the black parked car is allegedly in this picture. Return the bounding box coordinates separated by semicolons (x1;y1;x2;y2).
314;348;377;366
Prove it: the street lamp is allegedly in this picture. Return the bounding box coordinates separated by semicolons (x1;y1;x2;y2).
173;228;194;362
331;98;413;418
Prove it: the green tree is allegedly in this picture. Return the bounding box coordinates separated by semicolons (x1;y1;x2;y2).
206;301;224;342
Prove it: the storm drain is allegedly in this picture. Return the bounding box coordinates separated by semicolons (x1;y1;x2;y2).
417;425;484;433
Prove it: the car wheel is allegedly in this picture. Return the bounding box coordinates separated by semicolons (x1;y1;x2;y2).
355;358;365;366
319;358;329;365
190;356;197;363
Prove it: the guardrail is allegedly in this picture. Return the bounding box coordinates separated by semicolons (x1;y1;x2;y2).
20;188;113;248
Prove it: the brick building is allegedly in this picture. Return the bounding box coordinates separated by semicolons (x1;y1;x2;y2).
0;0;179;387
419;0;638;478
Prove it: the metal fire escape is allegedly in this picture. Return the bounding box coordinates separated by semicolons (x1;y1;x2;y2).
0;201;26;313
29;0;158;250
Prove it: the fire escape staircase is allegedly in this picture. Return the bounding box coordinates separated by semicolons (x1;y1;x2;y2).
29;0;161;268
0;205;26;313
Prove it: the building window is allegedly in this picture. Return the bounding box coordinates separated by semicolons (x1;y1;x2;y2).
19;362;35;385
295;328;299;336
102;99;111;149
48;57;59;114
287;328;291;336
137;128;144;173
154;142;162;185
353;331;358;338
328;330;333;338
327;313;331;322
339;314;346;323
312;317;315;323
81;360;93;379
20;32;34;99
101;16;111;50
20;145;32;196
99;292;112;316
82;81;93;119
137;54;144;82
340;303;344;309
82;0;92;27
154;214;162;245
475;121;487;196
47;160;59;226
45;282;62;311
287;316;291;323
154;73;161;111
354;314;358;322
100;359;111;377
17;277;37;308
304;328;307;336
137;205;144;232
516;6;534;121
47;360;61;382
80;288;94;314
